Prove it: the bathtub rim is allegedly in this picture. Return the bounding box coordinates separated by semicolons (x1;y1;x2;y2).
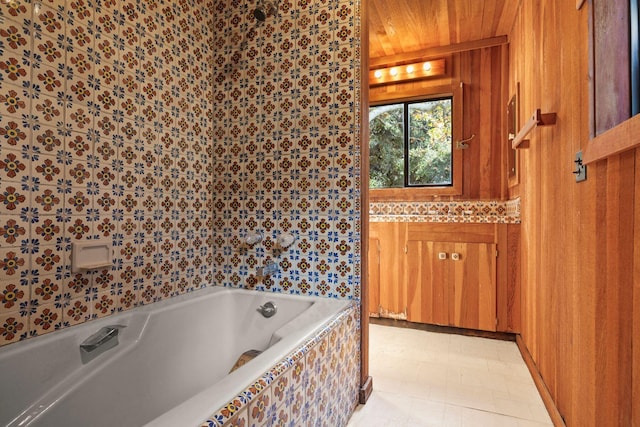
147;296;356;427
0;285;354;427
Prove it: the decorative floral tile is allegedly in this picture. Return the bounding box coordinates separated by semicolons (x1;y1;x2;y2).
369;199;521;224
0;84;30;118
64;296;91;326
66;21;94;53
1;1;32;24
0;310;27;345
92;291;116;318
30;303;62;336
35;4;66;39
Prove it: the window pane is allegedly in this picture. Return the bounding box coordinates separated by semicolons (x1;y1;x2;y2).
407;99;452;186
369;104;404;188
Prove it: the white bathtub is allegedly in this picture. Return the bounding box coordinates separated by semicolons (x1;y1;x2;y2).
0;287;350;427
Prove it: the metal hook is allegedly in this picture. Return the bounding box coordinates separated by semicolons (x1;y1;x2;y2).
456;134;475;149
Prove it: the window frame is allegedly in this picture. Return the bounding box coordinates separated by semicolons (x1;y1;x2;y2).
369;83;464;201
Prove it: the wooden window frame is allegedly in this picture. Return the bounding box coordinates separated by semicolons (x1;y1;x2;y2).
369;83;464;201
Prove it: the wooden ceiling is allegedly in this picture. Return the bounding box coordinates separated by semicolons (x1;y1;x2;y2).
368;0;520;61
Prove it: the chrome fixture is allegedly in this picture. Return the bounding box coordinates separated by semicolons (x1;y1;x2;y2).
257;261;278;277
257;301;277;318
80;325;125;364
254;1;277;22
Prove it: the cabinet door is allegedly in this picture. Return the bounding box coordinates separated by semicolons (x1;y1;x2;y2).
370;223;407;319
406;240;451;325
368;237;380;316
451;243;497;331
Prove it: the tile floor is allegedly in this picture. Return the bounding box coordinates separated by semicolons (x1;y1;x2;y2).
347;324;553;427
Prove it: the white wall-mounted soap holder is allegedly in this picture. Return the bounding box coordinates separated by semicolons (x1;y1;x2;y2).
71;240;113;273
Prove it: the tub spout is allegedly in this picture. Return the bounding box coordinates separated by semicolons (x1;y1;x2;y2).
80;325;125;363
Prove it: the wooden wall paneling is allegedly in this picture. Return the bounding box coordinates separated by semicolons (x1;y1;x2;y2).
368;0;519;65
460;50;476;198
511;0;639;424
501;43;511;199
634;148;640;425
539;0;561;405
595;153;635;426
497;224;521;332
490;46;506;198
370;46;506;201
571;4;597;422
478;49;494;198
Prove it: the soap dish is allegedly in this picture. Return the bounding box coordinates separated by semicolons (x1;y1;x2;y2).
71;241;113;273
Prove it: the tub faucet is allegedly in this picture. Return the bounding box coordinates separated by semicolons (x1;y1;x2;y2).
80;325;126;363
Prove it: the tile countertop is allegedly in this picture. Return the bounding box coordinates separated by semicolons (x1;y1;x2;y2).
369;199;521;224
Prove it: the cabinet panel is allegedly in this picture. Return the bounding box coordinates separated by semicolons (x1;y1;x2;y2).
406;241;450;325
451;243;497;331
370;223;406;319
371;221;515;332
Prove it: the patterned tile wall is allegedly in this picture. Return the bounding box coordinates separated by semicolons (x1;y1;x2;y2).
210;0;363;300
0;0;363;348
201;303;360;427
370;198;521;224
0;0;215;346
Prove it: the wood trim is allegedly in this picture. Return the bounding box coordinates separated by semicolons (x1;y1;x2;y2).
369;187;458;201
359;0;371;398
369;83;454;105
634;149;640;424
511;109;557;149
583;113;640;164
369;36;509;69
370;317;516;341
577;0;586;9
516;335;567;427
406;222;496;243
358;376;373;404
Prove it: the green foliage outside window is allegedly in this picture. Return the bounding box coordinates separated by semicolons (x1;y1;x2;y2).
369;98;452;188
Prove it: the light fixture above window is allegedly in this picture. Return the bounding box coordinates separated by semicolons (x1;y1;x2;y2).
369;58;446;86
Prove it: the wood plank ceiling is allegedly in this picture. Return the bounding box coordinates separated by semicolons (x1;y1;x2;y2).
368;0;520;60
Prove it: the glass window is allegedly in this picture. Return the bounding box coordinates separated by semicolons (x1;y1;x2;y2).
369;98;453;189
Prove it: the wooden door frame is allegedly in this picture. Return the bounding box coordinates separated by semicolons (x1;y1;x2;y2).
358;0;373;405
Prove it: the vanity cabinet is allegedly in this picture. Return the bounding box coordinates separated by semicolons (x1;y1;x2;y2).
406;240;496;331
369;222;520;333
368;222;406;319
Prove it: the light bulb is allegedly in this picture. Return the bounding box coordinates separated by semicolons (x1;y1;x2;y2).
374;69;382;79
389;67;398;77
423;62;431;72
406;65;414;74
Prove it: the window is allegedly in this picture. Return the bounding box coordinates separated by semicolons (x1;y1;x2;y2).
369;98;453;189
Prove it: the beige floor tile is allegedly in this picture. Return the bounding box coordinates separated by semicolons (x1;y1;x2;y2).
347;324;553;427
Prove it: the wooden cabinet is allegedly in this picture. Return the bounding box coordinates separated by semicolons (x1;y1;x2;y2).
370;222;520;332
368;222;406;319
406;240;496;331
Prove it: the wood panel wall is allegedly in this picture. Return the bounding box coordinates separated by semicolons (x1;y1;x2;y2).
370;46;508;200
509;2;639;426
